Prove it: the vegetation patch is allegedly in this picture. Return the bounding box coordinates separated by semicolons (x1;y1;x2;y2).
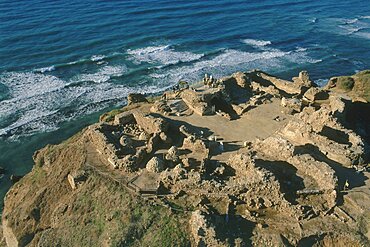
30;166;46;183
101;109;124;122
336;76;355;91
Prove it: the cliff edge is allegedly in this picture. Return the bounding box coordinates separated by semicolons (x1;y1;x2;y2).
2;70;370;246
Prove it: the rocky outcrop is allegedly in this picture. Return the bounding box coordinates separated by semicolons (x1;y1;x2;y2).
146;157;165;173
180;89;215;116
325;70;370;102
127;93;148;105
150;100;171;114
113;111;135;126
67;170;88;190
189;210;224;246
132;112;169;135
303;87;329;102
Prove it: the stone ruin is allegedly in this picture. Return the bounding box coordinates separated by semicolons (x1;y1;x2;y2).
84;69;369;245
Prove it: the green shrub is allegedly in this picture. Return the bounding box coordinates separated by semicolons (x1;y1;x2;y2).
337;76;355;91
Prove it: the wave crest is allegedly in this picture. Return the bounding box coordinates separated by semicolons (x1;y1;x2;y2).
242;39;272;47
127;45;204;65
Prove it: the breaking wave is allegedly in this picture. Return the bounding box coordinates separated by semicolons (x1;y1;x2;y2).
34;66;56;73
242;39;272;47
331;17;370;39
73;65;128;83
150;46;318;84
0;43;323;139
0;68;161;139
127;45;204;65
315;79;328;87
91;55;106;62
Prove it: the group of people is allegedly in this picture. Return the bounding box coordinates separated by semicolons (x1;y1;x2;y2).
203;73;220;88
171;73;220;93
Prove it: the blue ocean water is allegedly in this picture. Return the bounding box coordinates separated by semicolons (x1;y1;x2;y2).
0;0;370;208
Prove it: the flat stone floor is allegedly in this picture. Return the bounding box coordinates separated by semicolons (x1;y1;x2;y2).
166;98;291;161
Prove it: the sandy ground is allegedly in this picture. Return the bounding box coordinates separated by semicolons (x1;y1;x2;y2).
167;98;291;162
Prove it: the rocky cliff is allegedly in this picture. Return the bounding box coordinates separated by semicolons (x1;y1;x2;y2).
2;70;370;247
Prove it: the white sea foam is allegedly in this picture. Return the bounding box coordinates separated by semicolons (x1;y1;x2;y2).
242;39;272;47
0;44;319;139
328;17;370;38
0;68;162;139
309;17;318;23
342;18;359;24
315;79;329;87
91;54;106;62
339;25;363;33
356;31;370;40
74;65;127;83
295;47;308;52
34;66;56;73
127;45;203;65
150;47;315;84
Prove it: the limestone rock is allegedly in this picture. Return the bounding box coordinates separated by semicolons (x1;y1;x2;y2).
173;164;186;179
179;125;193;137
150;100;171;114
67;170;87;190
134;146;147;164
165;146;179;162
180;89;218;116
182;136;209;159
146;133;161;153
254;137;295;160
146;157;165;173
127;93;148;105
303;87;329;102
281;97;302;113
189;210;224;246
292;70;313;88
133;112;169;134
227;153;256;176
257;71;304;95
233;71;250;88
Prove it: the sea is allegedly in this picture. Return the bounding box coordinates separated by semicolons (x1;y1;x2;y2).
0;0;370;210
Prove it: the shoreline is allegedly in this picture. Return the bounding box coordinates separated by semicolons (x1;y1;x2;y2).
2;69;369;246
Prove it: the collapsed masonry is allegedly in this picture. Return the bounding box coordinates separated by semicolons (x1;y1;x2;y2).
84;69;368;246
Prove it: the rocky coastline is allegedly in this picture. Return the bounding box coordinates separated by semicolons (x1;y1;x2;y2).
1;70;370;246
